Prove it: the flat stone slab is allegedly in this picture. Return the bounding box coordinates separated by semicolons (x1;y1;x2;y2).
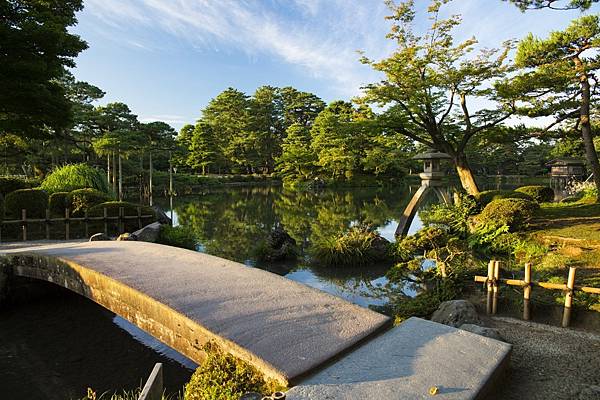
0;241;389;385
287;317;512;399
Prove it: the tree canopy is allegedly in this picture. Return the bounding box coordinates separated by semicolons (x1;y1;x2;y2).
505;0;598;10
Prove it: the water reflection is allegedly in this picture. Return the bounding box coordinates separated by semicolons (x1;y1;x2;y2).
157;184;439;307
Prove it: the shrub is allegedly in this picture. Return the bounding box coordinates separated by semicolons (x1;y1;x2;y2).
311;226;391;266
0;177;30;196
474;190;532;207
184;343;272;400
41;164;109;194
476;198;539;232
419;193;477;237
68;188;112;216
515;185;554;203
158;225;198;250
48;192;71;216
4;189;48;219
88;201;156;232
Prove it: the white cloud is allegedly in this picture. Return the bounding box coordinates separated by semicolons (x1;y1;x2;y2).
139;115;187;125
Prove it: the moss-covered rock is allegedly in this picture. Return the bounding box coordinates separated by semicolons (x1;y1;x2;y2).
515;185;555;203
476;198;539;231
4;188;48;219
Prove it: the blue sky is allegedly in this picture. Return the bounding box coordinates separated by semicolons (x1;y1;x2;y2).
69;0;599;130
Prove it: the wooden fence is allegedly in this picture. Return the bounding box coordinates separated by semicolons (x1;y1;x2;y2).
0;207;154;242
474;260;600;327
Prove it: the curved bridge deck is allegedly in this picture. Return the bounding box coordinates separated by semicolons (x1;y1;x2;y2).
0;241;390;385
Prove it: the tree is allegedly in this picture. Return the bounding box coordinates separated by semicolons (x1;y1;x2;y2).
0;0;88;138
279;87;325;129
249;86;284;173
188;122;218;174
140;121;176;204
509;15;600;200
360;0;515;195
276;123;317;183
504;0;597;10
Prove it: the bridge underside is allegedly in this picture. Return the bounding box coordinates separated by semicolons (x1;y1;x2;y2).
0;241;390;386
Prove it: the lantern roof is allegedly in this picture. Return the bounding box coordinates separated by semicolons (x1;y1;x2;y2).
412;149;452;160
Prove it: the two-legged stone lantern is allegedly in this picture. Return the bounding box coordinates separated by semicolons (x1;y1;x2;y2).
395;149;452;238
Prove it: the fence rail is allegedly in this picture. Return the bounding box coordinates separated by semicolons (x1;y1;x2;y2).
0;207;154;242
474;260;600;327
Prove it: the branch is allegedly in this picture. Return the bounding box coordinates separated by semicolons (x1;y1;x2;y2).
438;88;456;126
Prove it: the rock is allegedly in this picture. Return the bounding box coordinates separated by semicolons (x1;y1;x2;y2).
575;385;600;400
152;205;172;225
459;324;504;341
89;233;110;241
370;234;390;260
116;233;137;241
262;226;297;261
240;393;263;400
430;300;483;328
132;222;162;243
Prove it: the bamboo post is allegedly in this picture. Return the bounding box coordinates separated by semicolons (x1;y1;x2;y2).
492;260;500;315
486;260;494;314
137;206;142;229
523;263;532;321
21;209;27;241
65;208;70;240
84;210;89;238
45;209;51;240
103;207;108;236
562;267;576;328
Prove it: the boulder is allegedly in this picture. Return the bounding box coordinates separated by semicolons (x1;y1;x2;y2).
370;234;391;260
575;385;600;400
459;324;504;341
152;205;172;225
132;222;162;243
430;300;483;328
262;226;297;261
116;233;137;241
89;233;110;241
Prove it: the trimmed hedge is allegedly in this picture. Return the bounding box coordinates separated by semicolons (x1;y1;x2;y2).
515;185;554;203
68;188;112;216
4;189;49;219
88;201;155;218
48;192;70;216
0;177;30;197
41;164;109;194
474;189;532;207
477;198;539;232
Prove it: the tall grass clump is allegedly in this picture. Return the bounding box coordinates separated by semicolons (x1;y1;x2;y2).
311;226;391;267
41;164;109;194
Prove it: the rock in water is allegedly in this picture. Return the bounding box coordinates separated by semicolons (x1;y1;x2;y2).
459;324;504;341
431;300;483;327
89;233;110;241
132;222;162;242
262;226;297;261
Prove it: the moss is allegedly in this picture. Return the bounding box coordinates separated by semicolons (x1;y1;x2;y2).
4;188;48;219
476;198;539;232
158;225;198;250
41;163;109;194
48;191;70;216
474;189;532;207
68;188;112;216
184;343;279;400
515;185;554;203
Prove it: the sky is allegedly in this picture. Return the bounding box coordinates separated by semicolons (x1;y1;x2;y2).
69;0;600;131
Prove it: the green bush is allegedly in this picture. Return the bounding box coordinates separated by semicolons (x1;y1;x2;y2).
476;198;539;232
515;185;555;203
474;190;532;207
48;192;71;216
184;343;272;400
68;188;112;216
0;177;30;196
41;164;109;194
311;226;391;266
88;201;155;218
419;193;477;237
158;225;198;250
4;189;48;219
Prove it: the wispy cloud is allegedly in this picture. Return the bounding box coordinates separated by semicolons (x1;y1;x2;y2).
139;114;187;125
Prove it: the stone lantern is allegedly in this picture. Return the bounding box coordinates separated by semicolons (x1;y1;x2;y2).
395;149;453;237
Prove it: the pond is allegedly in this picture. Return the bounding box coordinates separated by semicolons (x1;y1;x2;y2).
157;184;433;307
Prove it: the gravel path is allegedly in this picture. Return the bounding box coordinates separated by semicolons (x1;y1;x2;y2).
488;317;600;399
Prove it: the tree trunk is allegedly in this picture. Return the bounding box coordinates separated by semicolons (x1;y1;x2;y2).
149;152;153;206
118;150;123;201
454;153;480;195
107;153;111;185
575;56;600;202
112;151;117;194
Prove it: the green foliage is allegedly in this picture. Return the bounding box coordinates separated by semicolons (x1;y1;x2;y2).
419;194;478;237
88;201;155;218
310;226;391;267
158;225;198;250
68;188;112;216
48;191;70;216
0;177;30;196
515;185;554;202
184;343;272;400
4;189;48;219
476;198;539;231
505;0;597;10
474;189;533;207
41;164;109;194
